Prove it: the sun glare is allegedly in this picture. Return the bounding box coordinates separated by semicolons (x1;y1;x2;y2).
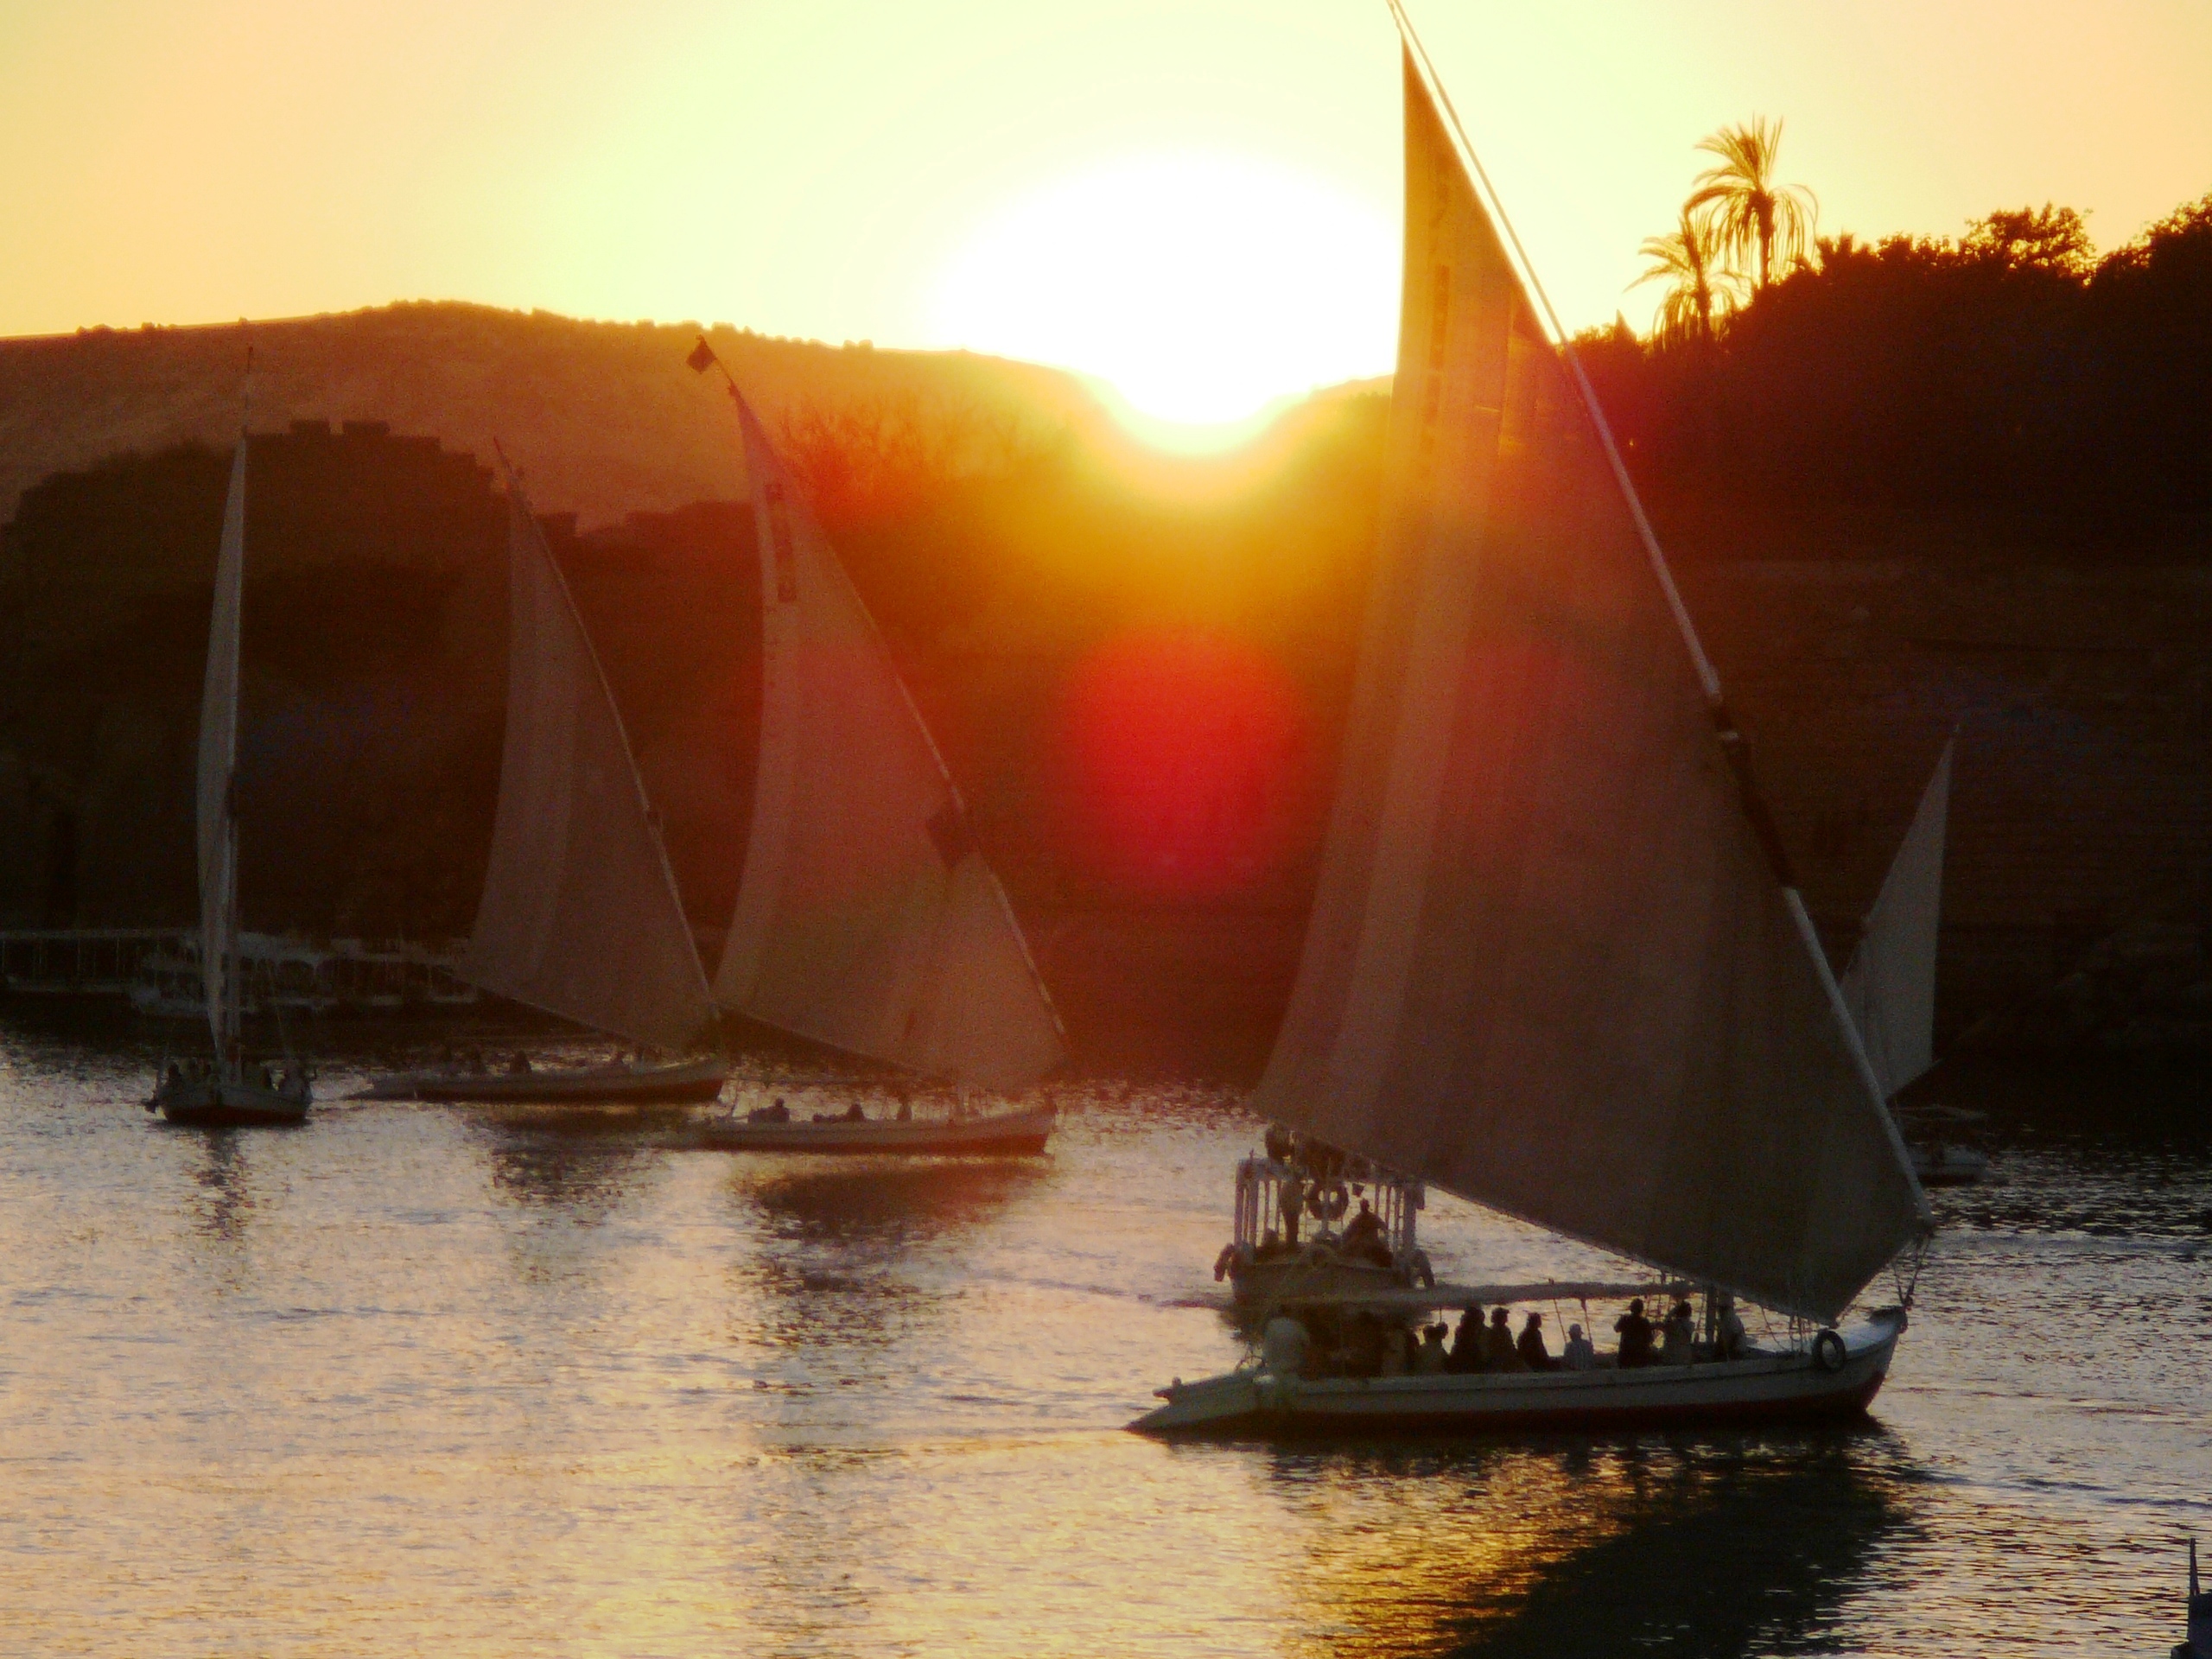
929;151;1396;448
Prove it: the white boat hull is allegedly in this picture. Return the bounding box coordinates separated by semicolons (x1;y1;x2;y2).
1134;1311;1905;1439
701;1103;1055;1156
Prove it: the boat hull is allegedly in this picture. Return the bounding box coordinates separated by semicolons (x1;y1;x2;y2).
1133;1312;1904;1439
152;1077;310;1127
701;1103;1055;1155
363;1058;729;1104
1230;1254;1408;1310
1910;1145;1991;1187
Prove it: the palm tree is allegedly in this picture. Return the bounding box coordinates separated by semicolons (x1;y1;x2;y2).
1688;118;1816;289
1632;210;1740;341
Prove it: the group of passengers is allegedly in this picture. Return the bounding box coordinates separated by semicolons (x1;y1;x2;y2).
1268;1292;1751;1381
1602;1294;1749;1367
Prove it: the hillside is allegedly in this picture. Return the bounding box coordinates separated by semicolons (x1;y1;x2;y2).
0;302;1096;531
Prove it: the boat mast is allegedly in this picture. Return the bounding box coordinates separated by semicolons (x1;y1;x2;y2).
202;353;253;1068
1386;0;1928;1230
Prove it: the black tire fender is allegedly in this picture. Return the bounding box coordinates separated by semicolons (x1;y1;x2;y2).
1308;1182;1350;1224
1813;1329;1847;1373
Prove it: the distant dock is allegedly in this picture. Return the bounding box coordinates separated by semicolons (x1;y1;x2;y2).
0;928;477;1017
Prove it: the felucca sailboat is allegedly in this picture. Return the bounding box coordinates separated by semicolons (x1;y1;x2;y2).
1139;21;1930;1434
364;458;729;1104
686;340;1066;1154
150;388;315;1127
1841;739;1986;1184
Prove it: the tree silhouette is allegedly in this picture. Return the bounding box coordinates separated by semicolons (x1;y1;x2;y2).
1688;117;1817;289
1632;209;1741;341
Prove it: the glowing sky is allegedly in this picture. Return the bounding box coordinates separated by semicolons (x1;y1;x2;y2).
3;1;2207;427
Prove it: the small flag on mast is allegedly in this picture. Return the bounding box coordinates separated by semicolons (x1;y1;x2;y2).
686;335;718;374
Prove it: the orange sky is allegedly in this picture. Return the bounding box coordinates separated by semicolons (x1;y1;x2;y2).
3;1;2207;426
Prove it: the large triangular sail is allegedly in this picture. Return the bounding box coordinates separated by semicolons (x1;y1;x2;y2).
195;437;249;1058
709;385;1065;1093
1252;48;1924;1324
1840;738;1954;1101
461;478;719;1052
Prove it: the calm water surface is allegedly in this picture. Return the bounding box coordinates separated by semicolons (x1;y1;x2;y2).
2;1018;2206;1656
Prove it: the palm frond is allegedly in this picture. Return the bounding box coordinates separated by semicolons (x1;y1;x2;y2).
1688;117;1818;286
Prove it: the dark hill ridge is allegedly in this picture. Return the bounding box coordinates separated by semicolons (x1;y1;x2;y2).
0;302;1096;531
3;296;2208;1076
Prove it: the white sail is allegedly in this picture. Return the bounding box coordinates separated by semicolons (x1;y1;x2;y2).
1840;738;1954;1101
711;390;1065;1092
195;439;248;1058
462;482;719;1052
1253;52;1924;1325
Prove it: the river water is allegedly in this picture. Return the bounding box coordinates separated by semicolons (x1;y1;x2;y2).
1;1015;2205;1657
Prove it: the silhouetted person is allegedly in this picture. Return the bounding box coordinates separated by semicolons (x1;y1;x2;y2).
1486;1306;1528;1371
1516;1311;1554;1371
1341;1198;1385;1262
1615;1298;1656;1369
1662;1300;1696;1365
1716;1293;1748;1361
1279;1173;1304;1247
1448;1306;1485;1373
1563;1322;1597;1371
1414;1323;1449;1375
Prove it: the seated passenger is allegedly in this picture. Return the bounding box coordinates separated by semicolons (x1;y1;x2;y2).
1662;1300;1696;1365
1485;1306;1529;1372
747;1096;791;1124
507;1051;531;1074
1414;1323;1449;1376
1447;1306;1486;1373
1716;1294;1749;1361
1259;1314;1311;1379
1562;1322;1597;1371
1516;1311;1554;1372
1614;1298;1656;1369
844;1102;867;1122
1340;1199;1387;1264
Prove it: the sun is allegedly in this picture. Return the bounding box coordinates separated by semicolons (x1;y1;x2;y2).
928;149;1396;449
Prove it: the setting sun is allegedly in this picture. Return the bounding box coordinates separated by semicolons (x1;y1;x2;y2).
927;150;1396;440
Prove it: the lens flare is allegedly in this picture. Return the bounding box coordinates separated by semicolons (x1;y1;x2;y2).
1055;630;1311;900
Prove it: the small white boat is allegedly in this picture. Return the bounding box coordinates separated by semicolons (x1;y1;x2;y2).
1135;1307;1906;1439
701;1100;1055;1156
1215;1147;1433;1312
148;388;315;1128
358;1055;729;1104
